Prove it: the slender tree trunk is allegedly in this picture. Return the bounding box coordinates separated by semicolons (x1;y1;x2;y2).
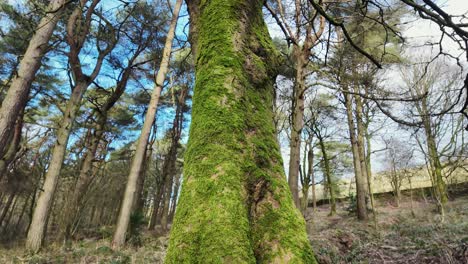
408;176;415;218
166;1;316;262
288;50;306;208
169;172;181;222
15;193;31;233
364;125;378;228
147;183;164;230
0;0;67;158
0;191;16;226
134;145;152;215
318;137;335;215
416;94;446;214
309;148;317;211
159;177;173;231
26;82;88;252
26;0;111;251
287;11;324;210
299;143;308;214
62;55;135;241
160;90;185;230
61;114;105;242
2;195;18;233
155;189;166;225
343;88;368;220
354;93;370;210
0;110;24;179
424;122;447;214
111;0;182;249
160;151;177;231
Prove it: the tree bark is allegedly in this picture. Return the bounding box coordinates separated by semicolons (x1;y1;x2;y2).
0;0;67;158
343;87;368;221
111;0;182;249
0;191;16;226
160;88;186;231
26;0;111;251
26;82;88;252
299;142;310;215
60;112;105;242
133;147;149;215
318;137;336;215
0;109;24;179
421;108;447;213
165;1;316;262
309;147;317;211
168;171;181;222
159;144;178;231
288;48;306;208
354;93;371;210
61;54;136;242
147;180;164;230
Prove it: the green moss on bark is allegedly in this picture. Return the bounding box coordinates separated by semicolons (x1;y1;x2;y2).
165;0;316;263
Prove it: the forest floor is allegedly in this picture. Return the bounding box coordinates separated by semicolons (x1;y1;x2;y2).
308;194;468;264
0;194;467;263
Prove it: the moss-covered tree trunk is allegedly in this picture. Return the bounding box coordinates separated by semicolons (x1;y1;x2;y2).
165;1;315;262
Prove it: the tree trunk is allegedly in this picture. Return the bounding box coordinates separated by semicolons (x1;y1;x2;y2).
364;124;378;228
0;0;66;158
159;146;178;231
0;110;24;179
408;176;415;218
160;89;185;231
318;137;335;215
111;0;182;249
147;182;164;230
159;173;173;231
343;88;368;220
423;118;447;213
26;82;88;252
354;93;370;210
168;172;181;222
60;112;105;242
62;49;136;241
309;148;317;211
15;193;31;233
133;147;150;215
165;1;316;262
27;0;111;251
288;49;306;208
2;194;18;233
0;191;16;226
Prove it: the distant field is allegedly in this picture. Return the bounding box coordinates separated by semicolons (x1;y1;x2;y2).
308;164;468;201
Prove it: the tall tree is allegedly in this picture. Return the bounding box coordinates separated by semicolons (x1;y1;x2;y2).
26;0;117;252
165;0;315;262
399;58;464;215
0;0;68;158
111;0;183;249
59;1;164;243
265;0;326;208
159;85;187;231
